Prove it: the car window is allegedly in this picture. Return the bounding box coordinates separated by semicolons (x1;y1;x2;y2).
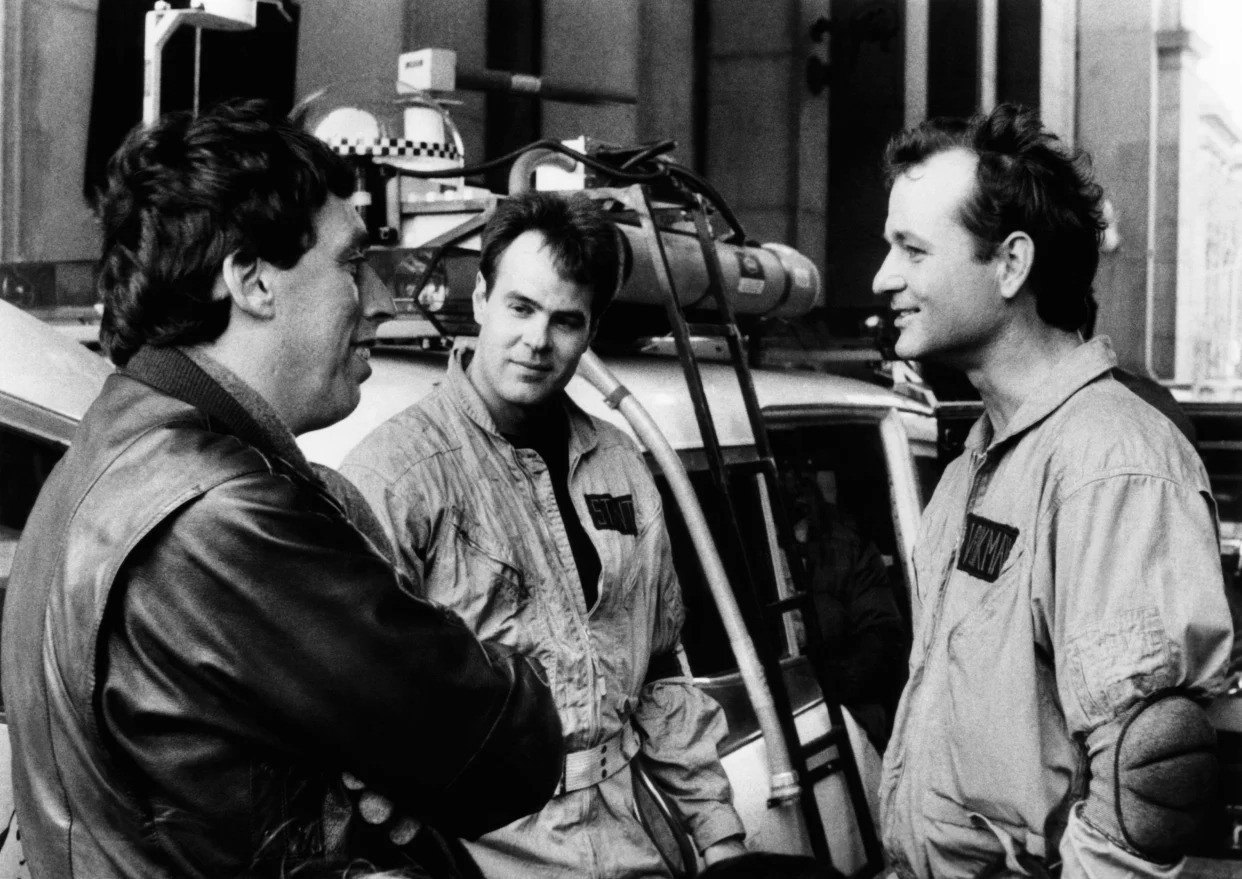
768;421;913;747
652;464;748;678
657;422;914;725
0;423;67;714
1184;404;1242;678
767;422;912;633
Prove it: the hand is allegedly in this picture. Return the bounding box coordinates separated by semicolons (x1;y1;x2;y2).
702;836;747;866
342;772;422;846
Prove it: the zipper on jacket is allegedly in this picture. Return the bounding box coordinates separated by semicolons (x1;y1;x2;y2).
886;446;989;846
517;446;604;746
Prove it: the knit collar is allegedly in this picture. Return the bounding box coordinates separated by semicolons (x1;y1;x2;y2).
123;346;315;480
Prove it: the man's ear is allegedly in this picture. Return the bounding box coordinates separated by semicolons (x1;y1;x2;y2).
221;252;276;319
471;272;488;325
996;231;1035;301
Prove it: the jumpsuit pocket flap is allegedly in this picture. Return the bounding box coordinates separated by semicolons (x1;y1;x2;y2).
923;792;1047;878
440;508;527;603
946;541;1026;654
1063;604;1174;728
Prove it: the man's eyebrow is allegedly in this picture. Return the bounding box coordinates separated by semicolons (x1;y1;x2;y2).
501;290;588;321
887;229;928;248
501;290;538;307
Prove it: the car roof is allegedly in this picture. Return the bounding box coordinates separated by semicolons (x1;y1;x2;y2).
0;301;111;444
0;304;931;462
299;344;933;468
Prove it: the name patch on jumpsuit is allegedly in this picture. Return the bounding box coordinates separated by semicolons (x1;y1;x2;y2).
585;493;637;535
956;514;1019;582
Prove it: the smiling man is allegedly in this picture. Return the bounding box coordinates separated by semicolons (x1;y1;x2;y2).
1;101;562;879
872;104;1233;879
340;191;747;878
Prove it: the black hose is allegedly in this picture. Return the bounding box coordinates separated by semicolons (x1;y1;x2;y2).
389;137;751;244
394;139;665;184
613;139;678;170
663;164;751;245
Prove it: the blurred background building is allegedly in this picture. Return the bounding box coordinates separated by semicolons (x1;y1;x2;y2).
2;0;1241;397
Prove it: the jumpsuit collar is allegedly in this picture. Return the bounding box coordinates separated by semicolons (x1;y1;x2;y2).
445;341;600;460
964;335;1119;455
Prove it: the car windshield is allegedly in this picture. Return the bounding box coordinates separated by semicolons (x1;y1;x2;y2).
662;418;914;692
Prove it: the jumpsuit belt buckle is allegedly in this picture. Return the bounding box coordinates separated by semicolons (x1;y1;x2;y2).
554;718;640;797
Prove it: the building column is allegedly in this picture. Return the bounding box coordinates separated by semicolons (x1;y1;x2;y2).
1077;0;1157;375
1152;23;1204;380
1039;0;1076;142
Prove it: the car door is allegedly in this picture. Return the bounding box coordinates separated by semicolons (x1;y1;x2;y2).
0;301;109;878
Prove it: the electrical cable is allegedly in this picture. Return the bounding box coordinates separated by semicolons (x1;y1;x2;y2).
394;139;665;183
390;135;751;244
613;139;678;170
663;164;751;245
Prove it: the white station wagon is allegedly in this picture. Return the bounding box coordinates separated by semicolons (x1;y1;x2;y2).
0;298;946;876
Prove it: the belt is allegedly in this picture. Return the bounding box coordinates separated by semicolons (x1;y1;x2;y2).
555;719;641;796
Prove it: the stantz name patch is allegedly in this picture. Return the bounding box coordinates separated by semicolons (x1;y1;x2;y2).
957;514;1019;582
584;493;637;536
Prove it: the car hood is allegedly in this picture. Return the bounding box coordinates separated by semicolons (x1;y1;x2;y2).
0;301;111;429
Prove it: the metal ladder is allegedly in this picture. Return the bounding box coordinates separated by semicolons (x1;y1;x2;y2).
615;182;884;877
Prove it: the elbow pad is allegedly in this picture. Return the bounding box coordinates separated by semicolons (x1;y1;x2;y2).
1080;690;1217;863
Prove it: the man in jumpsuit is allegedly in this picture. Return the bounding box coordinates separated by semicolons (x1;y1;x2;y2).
1;102;562;879
871;103;1233;878
340;191;749;877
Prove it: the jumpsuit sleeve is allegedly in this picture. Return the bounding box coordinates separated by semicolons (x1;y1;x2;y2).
1037;473;1233;878
339;457;434;591
101;470;563;841
314;462;399;567
631;502;748;853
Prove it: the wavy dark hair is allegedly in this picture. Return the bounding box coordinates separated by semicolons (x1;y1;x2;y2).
883;103;1106;332
478;191;624;323
96;99;354;366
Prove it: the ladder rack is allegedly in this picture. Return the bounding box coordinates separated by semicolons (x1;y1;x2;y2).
611;183;883;877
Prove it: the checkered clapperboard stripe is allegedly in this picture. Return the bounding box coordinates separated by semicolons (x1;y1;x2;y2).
328;138;462;161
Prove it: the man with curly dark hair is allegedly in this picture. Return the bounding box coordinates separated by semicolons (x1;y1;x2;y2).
1;100;562;879
873;104;1232;878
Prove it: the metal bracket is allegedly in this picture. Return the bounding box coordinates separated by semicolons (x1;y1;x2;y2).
142;0;257;126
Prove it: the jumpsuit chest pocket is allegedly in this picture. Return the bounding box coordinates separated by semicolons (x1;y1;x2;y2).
945;537;1027;660
433;509;532;644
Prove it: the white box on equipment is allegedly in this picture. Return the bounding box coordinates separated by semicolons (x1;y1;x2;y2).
399;49;457;93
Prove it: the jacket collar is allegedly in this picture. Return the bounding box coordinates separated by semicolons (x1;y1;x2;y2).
965;335;1118;453
123;346;316;481
444;342;599;456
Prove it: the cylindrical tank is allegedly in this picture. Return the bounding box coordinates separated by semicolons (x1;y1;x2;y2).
616;224;823;318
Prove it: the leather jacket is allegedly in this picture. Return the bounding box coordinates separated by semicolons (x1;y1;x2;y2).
1;347;562;879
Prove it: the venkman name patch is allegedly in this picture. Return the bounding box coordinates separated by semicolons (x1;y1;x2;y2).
585;493;637;536
956;513;1019;582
